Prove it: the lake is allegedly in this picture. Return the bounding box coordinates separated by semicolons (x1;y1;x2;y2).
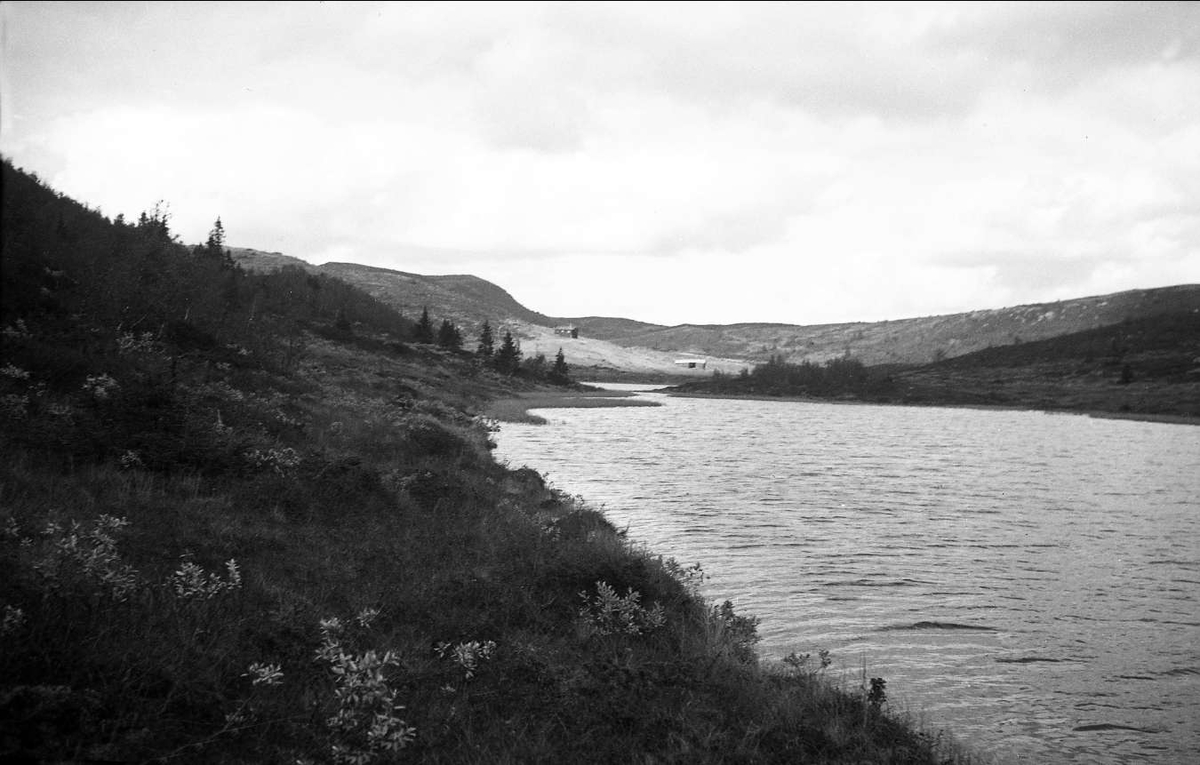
492;384;1200;764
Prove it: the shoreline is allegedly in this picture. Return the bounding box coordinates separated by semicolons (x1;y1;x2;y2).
489;385;1199;428
664;390;1200;427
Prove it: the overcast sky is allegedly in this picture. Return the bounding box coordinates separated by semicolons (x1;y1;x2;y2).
2;2;1197;325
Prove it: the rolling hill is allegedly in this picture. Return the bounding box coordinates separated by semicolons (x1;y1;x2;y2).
228;249;551;327
229;249;750;378
232;247;1199;377
569;285;1200;367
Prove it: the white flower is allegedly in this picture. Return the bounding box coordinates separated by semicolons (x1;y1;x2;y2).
245;662;284;686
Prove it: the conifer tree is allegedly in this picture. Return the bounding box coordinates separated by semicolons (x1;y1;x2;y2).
551;347;570;383
206;217;225;251
494;330;522;375
414;306;434;343
198;217;235;269
476;320;494;359
437;318;463;350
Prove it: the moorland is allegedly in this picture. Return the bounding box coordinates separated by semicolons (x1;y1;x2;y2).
1;159;974;763
232;251;1199;423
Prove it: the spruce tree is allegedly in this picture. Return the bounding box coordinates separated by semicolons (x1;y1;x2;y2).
551;347;570;383
197;217;234;269
206;217;225;251
494;330;522;375
437;319;463;350
414;306;434;343
476;320;494;359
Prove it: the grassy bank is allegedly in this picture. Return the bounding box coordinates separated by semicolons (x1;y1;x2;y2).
1;333;974;763
1;158;975;763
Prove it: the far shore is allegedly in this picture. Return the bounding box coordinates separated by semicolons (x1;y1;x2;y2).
487;385;1198;428
486;388;663;424
664;390;1200;427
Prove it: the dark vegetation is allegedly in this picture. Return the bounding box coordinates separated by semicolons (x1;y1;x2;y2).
691;356;898;400
1;159;970;763
672;314;1200;421
890;312;1200;418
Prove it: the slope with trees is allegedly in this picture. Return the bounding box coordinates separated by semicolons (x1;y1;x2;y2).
234;247;1199;374
672;313;1200;421
2;159;964;763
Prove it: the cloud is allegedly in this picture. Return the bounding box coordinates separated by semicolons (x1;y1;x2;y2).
931;2;1200;83
2;1;1197;325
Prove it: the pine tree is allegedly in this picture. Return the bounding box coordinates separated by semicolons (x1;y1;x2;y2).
196;217;234;269
494;330;522;375
551;347;570;383
206;217;225;251
476;320;494;359
437;319;463;350
414;306;434;343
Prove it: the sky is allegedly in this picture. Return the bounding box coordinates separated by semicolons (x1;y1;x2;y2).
2;2;1198;326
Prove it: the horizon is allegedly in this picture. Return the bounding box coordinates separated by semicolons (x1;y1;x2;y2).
2;2;1198;325
232;245;1197;329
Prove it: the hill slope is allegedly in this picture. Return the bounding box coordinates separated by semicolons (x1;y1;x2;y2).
573;286;1200;366
229;249;551;328
671;310;1200;421
231;249;751;378
3;161;966;763
232;248;1199;372
891;309;1200;418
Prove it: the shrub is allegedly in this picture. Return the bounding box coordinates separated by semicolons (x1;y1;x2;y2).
577;580;667;638
315;615;417;764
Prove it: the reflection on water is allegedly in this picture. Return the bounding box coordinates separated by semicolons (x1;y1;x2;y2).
494;386;1200;765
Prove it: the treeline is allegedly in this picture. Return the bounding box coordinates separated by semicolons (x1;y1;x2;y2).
0;158;430;470
412;309;572;385
687;354;896;399
0;156;567;470
1;157;574;402
2;158;412;375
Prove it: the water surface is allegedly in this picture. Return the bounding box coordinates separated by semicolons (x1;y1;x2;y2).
493;385;1200;764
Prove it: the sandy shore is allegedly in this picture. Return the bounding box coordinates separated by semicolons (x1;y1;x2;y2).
485;389;662;424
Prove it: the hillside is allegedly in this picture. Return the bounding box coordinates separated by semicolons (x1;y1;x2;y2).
574;286;1200;366
230;249;550;329
891;310;1200;418
2;160;965;763
671;310;1200;421
232;248;1199;372
232;249;751;378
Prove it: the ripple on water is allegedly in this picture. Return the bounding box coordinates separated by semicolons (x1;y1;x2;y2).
495;395;1200;765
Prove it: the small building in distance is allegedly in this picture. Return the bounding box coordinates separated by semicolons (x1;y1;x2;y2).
554;325;580;339
674;358;707;370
